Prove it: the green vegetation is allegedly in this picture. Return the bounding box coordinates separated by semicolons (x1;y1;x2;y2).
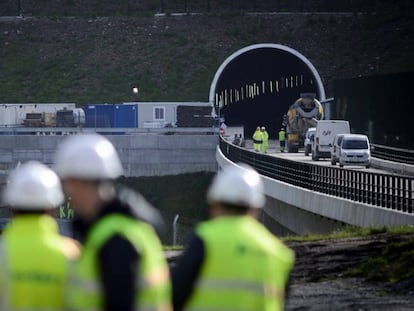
0;8;412;104
282;225;414;243
0;17;223;103
347;238;414;285
283;225;414;287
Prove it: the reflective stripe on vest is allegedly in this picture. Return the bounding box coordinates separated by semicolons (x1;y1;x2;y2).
67;214;171;311
184;216;294;311
279;131;286;141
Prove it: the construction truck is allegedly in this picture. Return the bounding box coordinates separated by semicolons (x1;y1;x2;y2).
283;93;324;153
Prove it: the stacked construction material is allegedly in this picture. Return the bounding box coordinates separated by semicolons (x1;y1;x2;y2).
176;106;213;127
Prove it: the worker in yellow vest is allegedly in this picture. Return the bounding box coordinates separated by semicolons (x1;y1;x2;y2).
54;134;171;311
252;126;263;152
261;126;269;153
279;127;286;152
0;161;79;310
172;164;295;311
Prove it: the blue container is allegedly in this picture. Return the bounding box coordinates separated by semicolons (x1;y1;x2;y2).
85;104;138;128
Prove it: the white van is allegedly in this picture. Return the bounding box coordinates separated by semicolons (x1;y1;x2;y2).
338;134;371;168
312;120;350;161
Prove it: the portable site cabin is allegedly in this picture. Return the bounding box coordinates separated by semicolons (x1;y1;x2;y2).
123;102;214;128
84;104;138;128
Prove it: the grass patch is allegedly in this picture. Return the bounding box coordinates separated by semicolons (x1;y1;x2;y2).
0;11;411;103
282;225;414;243
347;239;414;284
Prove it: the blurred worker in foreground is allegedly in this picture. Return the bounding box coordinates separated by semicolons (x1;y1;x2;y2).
54;134;171;311
253;126;263;152
261;126;269;153
172;164;295;311
0;161;79;310
279;127;286;152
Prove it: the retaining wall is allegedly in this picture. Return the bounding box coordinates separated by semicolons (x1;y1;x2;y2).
0;134;218;181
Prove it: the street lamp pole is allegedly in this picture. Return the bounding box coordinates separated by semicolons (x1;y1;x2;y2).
132;87;139;128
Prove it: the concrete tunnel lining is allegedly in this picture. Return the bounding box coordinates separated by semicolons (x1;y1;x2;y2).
209;43;327;137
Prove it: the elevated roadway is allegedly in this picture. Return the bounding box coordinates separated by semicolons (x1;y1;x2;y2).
240;138;414;176
218;137;414;236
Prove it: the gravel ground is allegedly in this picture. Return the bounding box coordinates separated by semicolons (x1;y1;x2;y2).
287;278;414;311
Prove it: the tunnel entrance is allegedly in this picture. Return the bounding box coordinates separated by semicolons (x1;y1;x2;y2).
209;44;326;138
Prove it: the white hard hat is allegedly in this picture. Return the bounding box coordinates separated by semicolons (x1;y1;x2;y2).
3;161;64;209
54;134;123;180
206;163;265;209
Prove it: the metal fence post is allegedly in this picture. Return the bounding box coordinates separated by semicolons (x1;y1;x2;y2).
160;0;164;13
173;214;179;246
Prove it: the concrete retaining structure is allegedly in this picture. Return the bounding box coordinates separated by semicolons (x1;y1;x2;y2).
0;134;218;181
216;146;414;235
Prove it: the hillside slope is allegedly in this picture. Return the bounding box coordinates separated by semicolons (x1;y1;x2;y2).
0;10;412;104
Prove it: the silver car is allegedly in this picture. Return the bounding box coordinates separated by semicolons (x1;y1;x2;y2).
338;134;371;168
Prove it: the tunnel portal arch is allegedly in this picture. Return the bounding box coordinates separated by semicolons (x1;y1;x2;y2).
209;43;326;138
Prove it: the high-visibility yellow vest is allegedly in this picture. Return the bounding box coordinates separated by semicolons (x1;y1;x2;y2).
262;131;269;144
253;130;263;143
66;214;171;311
279;130;286;141
185;216;294;311
0;214;79;311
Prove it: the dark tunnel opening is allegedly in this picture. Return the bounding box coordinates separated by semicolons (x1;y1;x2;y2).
213;46;324;138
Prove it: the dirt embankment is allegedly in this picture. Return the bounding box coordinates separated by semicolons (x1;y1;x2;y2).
286;233;414;310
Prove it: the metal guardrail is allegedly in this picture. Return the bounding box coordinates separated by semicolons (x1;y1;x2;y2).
371;144;414;165
219;137;413;214
0;127;219;135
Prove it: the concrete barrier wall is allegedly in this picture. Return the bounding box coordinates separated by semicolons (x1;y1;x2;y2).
0;134;218;181
216;146;414;234
371;157;414;176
